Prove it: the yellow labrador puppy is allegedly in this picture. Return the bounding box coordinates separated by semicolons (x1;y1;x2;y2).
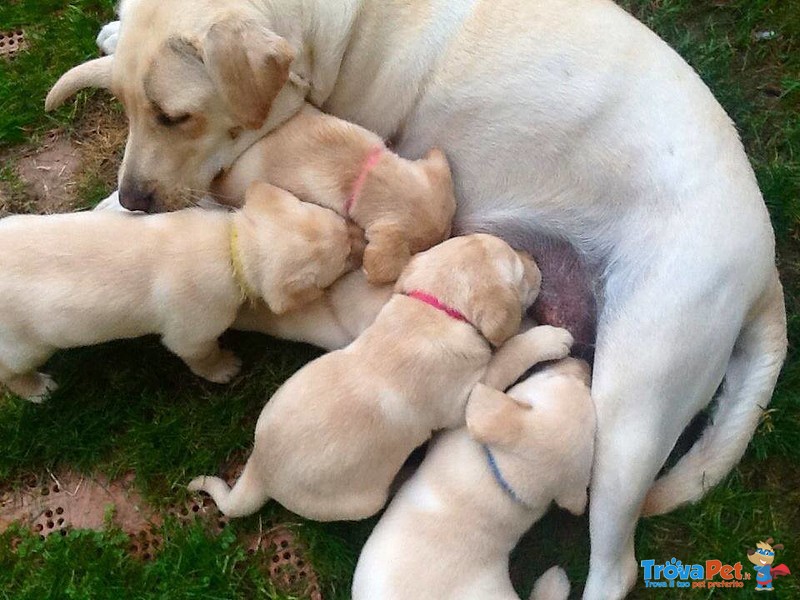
0;183;357;401
189;234;574;521
352;358;595;600
213;104;456;284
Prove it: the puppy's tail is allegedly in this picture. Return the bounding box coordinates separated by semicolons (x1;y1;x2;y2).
530;566;570;600
187;460;270;518
643;272;787;516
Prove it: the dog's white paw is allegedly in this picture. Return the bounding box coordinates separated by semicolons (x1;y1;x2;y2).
202;350;242;384
532;325;574;361
187;476;210;493
25;373;58;404
96;21;121;55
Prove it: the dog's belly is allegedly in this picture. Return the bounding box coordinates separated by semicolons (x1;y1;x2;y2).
528;239;596;354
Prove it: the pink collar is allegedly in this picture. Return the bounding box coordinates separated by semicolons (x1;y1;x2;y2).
406;290;471;324
345;145;384;215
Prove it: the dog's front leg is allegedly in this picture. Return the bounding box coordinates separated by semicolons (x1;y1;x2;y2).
482;325;573;391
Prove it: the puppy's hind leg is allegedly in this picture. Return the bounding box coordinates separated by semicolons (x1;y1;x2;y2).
188;460;270;518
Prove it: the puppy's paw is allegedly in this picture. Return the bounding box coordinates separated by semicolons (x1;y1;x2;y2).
362;244;410;284
531;325;574;361
96;21;121;55
200;351;242;384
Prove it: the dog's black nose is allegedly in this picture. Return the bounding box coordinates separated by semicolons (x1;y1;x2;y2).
119;181;156;212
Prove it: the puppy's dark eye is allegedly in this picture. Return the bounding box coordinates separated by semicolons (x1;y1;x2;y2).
156;111;192;127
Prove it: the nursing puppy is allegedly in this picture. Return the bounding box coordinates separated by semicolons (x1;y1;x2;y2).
189;234;574;521
0;183;357;401
213;104;456;283
352;358;595;600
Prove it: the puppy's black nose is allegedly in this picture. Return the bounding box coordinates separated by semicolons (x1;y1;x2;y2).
119;181;156;212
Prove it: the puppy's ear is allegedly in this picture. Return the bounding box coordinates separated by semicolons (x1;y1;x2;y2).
422;148;452;180
773;544;784;551
517;251;542;303
204;18;295;129
265;280;324;315
466;280;522;347
46;56;114;111
466;383;530;449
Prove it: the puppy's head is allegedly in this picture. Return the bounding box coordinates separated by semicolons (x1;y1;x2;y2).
466;358;595;514
46;0;306;212
395;234;542;346
235;182;357;314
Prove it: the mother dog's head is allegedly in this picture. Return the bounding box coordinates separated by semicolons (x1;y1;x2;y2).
46;0;309;212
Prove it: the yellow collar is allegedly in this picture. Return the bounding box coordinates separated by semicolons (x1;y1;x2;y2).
230;223;259;304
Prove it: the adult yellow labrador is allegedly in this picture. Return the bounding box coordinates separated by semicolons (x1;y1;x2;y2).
47;0;787;597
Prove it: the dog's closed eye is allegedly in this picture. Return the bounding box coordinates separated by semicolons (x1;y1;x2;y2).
156;109;192;127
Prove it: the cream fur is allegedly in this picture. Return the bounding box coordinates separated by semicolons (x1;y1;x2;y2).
0;183;355;401
352;358;595;600
49;1;788;595
213;104;456;283
188;234;573;520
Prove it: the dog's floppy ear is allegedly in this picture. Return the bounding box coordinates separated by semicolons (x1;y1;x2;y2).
45;56;114;111
465;279;523;347
466;383;530;449
203;18;295;130
517;251;542;302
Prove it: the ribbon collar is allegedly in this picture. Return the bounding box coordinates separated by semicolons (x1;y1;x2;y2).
344;145;384;216
230;223;259;304
483;445;529;509
405;290;471;324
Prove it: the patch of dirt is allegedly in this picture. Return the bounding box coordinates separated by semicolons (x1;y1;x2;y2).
2;95;127;216
0;471;154;538
15;133;83;214
0;463;322;600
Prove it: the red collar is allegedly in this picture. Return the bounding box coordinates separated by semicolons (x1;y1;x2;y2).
345;145;384;216
405;290;471;324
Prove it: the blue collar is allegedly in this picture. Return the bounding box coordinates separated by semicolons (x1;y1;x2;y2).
483;445;528;508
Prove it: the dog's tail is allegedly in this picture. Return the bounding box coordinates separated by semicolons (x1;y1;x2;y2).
187;460;270;518
643;272;787;516
530;566;570;600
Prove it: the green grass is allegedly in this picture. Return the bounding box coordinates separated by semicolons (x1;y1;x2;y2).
0;0;115;146
0;0;799;598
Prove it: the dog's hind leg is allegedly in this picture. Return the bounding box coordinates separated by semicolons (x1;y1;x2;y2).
583;266;749;599
188;459;270;518
642;271;787;515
